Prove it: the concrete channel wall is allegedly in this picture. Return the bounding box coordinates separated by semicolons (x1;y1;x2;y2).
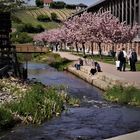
67;65;138;91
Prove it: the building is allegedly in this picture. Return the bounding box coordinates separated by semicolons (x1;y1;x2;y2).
85;0;140;42
76;3;88;12
87;0;140;26
71;0;140;58
74;0;140;26
43;0;53;6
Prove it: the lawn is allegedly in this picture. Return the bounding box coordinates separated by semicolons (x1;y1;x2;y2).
12;8;75;30
13;11;61;29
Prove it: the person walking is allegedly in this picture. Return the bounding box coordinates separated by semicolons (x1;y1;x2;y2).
115;48;121;70
129;48;137;71
118;48;127;71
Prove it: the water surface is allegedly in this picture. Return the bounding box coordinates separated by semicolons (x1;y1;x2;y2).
1;63;140;140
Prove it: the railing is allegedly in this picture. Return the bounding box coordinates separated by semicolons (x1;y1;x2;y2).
16;44;48;53
0;65;9;76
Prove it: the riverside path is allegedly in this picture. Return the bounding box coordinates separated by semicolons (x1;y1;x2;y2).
54;51;140;86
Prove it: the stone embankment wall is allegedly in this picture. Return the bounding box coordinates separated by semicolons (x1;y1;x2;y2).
67;65;138;91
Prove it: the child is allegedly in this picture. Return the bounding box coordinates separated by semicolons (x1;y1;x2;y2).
115;60;120;70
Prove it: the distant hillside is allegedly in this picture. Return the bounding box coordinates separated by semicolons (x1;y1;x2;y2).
27;8;75;20
13;8;75;29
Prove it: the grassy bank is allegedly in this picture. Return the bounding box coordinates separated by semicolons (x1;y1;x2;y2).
0;79;79;130
12;8;75;29
33;52;72;71
105;85;140;106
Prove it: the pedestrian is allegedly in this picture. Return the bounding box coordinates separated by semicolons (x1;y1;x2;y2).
115;48;121;70
90;67;97;75
83;55;88;65
94;62;102;72
118;48;127;71
129;48;137;71
74;58;82;70
79;58;83;66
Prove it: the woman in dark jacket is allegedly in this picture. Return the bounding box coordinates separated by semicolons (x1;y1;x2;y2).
129;48;137;71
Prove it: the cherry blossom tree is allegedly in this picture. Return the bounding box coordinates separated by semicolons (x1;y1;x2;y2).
34;10;139;57
64;15;82;53
64;12;98;55
100;11;139;58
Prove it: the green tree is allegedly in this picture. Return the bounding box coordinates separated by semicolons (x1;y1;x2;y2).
11;32;33;44
65;4;76;9
17;23;44;33
50;1;66;9
37;14;50;22
51;12;58;21
0;0;23;12
35;0;44;8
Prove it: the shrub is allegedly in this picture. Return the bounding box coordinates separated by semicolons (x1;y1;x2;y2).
11;15;22;24
17;23;44;33
11;32;33;44
36;24;45;32
33;52;72;71
65;4;76;9
51;12;58;21
50;1;66;9
0;107;13;129
35;0;44;8
105;85;140;106
37;14;51;22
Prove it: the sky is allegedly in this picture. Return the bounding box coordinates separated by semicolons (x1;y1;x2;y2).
26;0;99;6
55;0;99;6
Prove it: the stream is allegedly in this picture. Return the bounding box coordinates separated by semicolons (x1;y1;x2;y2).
0;62;140;140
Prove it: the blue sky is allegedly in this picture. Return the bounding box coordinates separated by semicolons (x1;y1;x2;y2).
26;0;99;6
55;0;99;6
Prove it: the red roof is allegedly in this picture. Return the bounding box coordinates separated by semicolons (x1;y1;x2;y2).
44;0;53;4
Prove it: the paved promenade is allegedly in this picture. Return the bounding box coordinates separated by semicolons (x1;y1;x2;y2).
55;51;140;86
105;131;140;140
55;51;140;140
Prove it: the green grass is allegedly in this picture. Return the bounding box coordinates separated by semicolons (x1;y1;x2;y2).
13;11;61;29
105;85;140;106
12;8;75;30
136;61;140;71
0;107;14;130
8;84;64;124
49;58;72;71
33;52;72;71
0;83;79;129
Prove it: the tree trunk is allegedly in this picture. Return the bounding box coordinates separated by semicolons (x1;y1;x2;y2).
59;42;63;51
64;42;67;51
111;44;116;61
55;43;58;52
82;42;85;56
91;42;94;57
75;42;79;53
98;42;102;59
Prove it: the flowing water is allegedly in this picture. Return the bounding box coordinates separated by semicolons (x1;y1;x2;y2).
0;62;140;140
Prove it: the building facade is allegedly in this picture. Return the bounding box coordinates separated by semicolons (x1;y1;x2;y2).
86;0;140;26
71;0;140;58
